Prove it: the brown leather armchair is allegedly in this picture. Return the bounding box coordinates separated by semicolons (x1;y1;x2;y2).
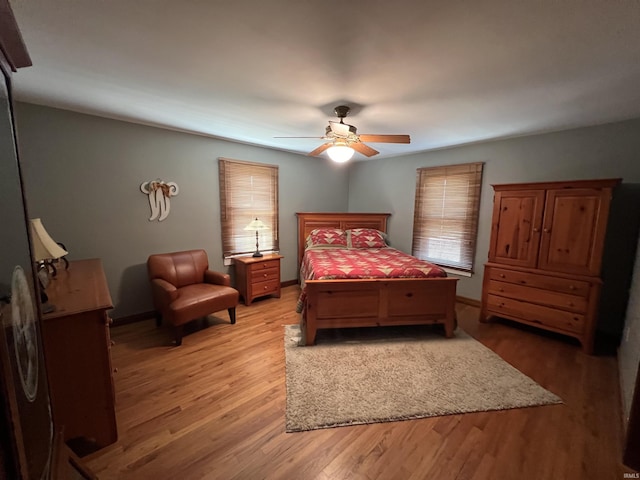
147;249;239;345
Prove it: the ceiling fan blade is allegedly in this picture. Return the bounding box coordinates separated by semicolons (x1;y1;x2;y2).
358;134;411;144
308;142;332;156
351;142;379;157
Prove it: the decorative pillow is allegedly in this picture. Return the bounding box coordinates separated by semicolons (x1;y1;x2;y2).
347;228;388;248
306;228;348;248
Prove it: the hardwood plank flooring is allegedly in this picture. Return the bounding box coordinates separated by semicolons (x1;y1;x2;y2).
84;285;635;479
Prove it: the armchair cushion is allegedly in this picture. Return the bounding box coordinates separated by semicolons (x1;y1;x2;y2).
147;249;239;345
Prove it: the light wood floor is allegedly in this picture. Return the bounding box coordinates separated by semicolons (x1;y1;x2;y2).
84;285;633;479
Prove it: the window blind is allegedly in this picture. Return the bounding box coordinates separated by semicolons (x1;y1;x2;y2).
412;162;483;272
218;158;279;258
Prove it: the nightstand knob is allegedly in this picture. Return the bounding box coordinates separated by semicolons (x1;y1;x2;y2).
113;368;118;373
569;285;576;290
263;273;268;278
499;274;505;278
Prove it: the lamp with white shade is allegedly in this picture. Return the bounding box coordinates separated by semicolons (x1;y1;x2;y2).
30;218;68;277
30;218;68;313
243;217;269;257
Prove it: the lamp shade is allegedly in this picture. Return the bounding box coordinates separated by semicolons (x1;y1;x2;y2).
30;218;68;261
243;217;269;231
327;144;355;163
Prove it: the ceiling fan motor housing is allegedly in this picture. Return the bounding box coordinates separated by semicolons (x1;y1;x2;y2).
334;105;351;119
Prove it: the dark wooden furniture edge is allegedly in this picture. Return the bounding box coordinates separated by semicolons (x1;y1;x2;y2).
0;0;31;71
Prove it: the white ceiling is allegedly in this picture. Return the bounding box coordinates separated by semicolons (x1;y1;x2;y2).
9;0;640;160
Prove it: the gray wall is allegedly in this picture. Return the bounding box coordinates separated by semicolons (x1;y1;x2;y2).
620;234;640;425
348;119;640;307
15;101;640;333
15;103;349;317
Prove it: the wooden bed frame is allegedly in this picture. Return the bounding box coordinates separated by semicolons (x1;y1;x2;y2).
296;212;458;345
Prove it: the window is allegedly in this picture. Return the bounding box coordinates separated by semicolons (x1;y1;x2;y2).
412;162;483;273
218;158;279;258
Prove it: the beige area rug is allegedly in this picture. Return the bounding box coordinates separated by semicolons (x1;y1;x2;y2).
284;324;562;432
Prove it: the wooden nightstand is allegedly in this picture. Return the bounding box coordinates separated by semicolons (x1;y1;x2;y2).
234;254;283;306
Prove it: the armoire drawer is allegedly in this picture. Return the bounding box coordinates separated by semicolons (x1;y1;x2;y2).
486;294;584;334
488;267;590;297
487;280;588;313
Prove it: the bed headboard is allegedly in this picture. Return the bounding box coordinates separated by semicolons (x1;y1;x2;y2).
296;212;391;268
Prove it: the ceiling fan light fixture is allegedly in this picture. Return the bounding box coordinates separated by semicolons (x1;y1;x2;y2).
327;143;354;163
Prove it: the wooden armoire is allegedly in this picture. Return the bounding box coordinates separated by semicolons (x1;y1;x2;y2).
480;178;621;354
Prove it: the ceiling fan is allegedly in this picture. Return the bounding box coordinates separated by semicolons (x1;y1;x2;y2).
276;105;411;162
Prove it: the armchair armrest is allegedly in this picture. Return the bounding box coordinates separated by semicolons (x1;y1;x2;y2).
204;269;231;286
151;278;178;296
150;278;178;312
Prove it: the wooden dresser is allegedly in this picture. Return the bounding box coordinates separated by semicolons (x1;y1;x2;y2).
234;254;283;305
480;178;620;353
41;259;117;454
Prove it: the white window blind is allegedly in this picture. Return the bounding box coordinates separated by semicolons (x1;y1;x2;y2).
412;162;483;273
218;158;279;258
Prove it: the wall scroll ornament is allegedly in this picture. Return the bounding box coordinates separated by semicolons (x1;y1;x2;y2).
140;179;179;222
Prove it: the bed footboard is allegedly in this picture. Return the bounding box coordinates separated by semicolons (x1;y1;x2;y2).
301;277;458;346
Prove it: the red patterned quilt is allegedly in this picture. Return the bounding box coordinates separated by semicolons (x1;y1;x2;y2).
296;247;446;313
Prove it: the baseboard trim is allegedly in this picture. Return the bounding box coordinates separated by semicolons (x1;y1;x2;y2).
112;310;156;327
456;296;481;307
282;279;298;288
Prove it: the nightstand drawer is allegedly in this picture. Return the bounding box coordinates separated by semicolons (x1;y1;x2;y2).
251;279;280;296
489;267;590;297
250;267;279;283
249;259;280;272
486;294;584;333
487;280;587;313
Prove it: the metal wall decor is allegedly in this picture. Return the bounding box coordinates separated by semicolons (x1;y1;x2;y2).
140;179;179;222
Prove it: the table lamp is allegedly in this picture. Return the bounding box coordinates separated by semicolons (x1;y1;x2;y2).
243;217;269;257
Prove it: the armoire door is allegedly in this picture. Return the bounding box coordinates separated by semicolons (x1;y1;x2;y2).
488;189;545;268
538;188;612;276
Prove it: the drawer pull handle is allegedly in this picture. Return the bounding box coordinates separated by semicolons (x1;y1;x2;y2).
532;227;540;232
113;368;118;373
263;273;268;277
568;302;574;307
498;288;504;292
543;228;550;233
111;340;115;346
569;285;576;290
499;274;505;278
264;285;269;290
